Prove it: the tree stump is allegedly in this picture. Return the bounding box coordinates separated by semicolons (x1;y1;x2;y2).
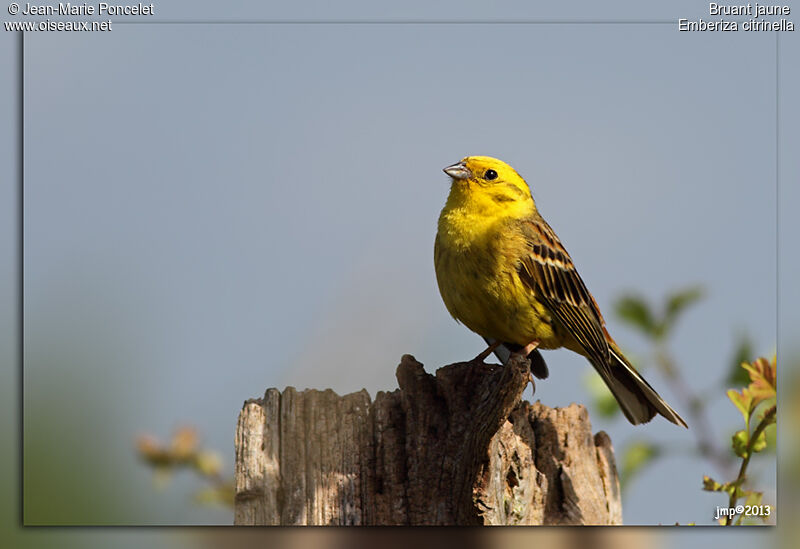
234;354;622;525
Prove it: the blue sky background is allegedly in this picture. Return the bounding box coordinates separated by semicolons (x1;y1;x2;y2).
1;0;796;545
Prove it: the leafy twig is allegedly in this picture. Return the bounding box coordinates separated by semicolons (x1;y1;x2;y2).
703;356;777;525
723;404;775;525
610;287;734;483
136;426;234;507
654;346;734;476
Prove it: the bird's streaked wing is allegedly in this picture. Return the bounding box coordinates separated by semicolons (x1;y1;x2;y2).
516;216;611;373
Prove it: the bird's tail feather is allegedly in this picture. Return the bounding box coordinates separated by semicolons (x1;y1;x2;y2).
596;344;688;428
483;337;686;428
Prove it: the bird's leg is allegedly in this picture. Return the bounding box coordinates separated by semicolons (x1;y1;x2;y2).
472;340;502;363
510;340;540;395
510;339;540;358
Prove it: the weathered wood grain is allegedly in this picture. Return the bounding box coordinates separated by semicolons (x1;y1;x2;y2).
234;354;621;525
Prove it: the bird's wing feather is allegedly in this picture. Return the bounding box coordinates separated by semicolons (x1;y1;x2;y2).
516;216;611;372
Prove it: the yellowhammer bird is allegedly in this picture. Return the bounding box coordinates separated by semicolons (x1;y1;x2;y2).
434;156;687;427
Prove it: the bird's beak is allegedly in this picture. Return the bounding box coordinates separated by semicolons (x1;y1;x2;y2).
443;161;471;180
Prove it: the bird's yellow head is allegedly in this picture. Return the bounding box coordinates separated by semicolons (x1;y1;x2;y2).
442;156;535;218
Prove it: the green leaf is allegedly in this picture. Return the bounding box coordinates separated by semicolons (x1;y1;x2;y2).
727;388;752;423
743;357;777;401
614;295;658;338
751;429;768;453
702;475;723;492
732;429;749;458
763;422;777;452
621;441;660;486
727;336;754;386
744;491;763;507
741;493;771;524
721;480;745;499
662;286;705;335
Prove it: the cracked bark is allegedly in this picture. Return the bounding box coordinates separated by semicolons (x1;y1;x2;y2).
234;354;622;525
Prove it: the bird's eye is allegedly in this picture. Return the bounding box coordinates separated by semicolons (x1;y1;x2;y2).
485;169;498;181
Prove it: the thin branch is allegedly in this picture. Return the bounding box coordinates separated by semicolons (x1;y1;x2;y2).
724;405;776;526
654;347;735;476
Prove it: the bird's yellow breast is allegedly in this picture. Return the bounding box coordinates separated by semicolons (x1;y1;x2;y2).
434;204;562;348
